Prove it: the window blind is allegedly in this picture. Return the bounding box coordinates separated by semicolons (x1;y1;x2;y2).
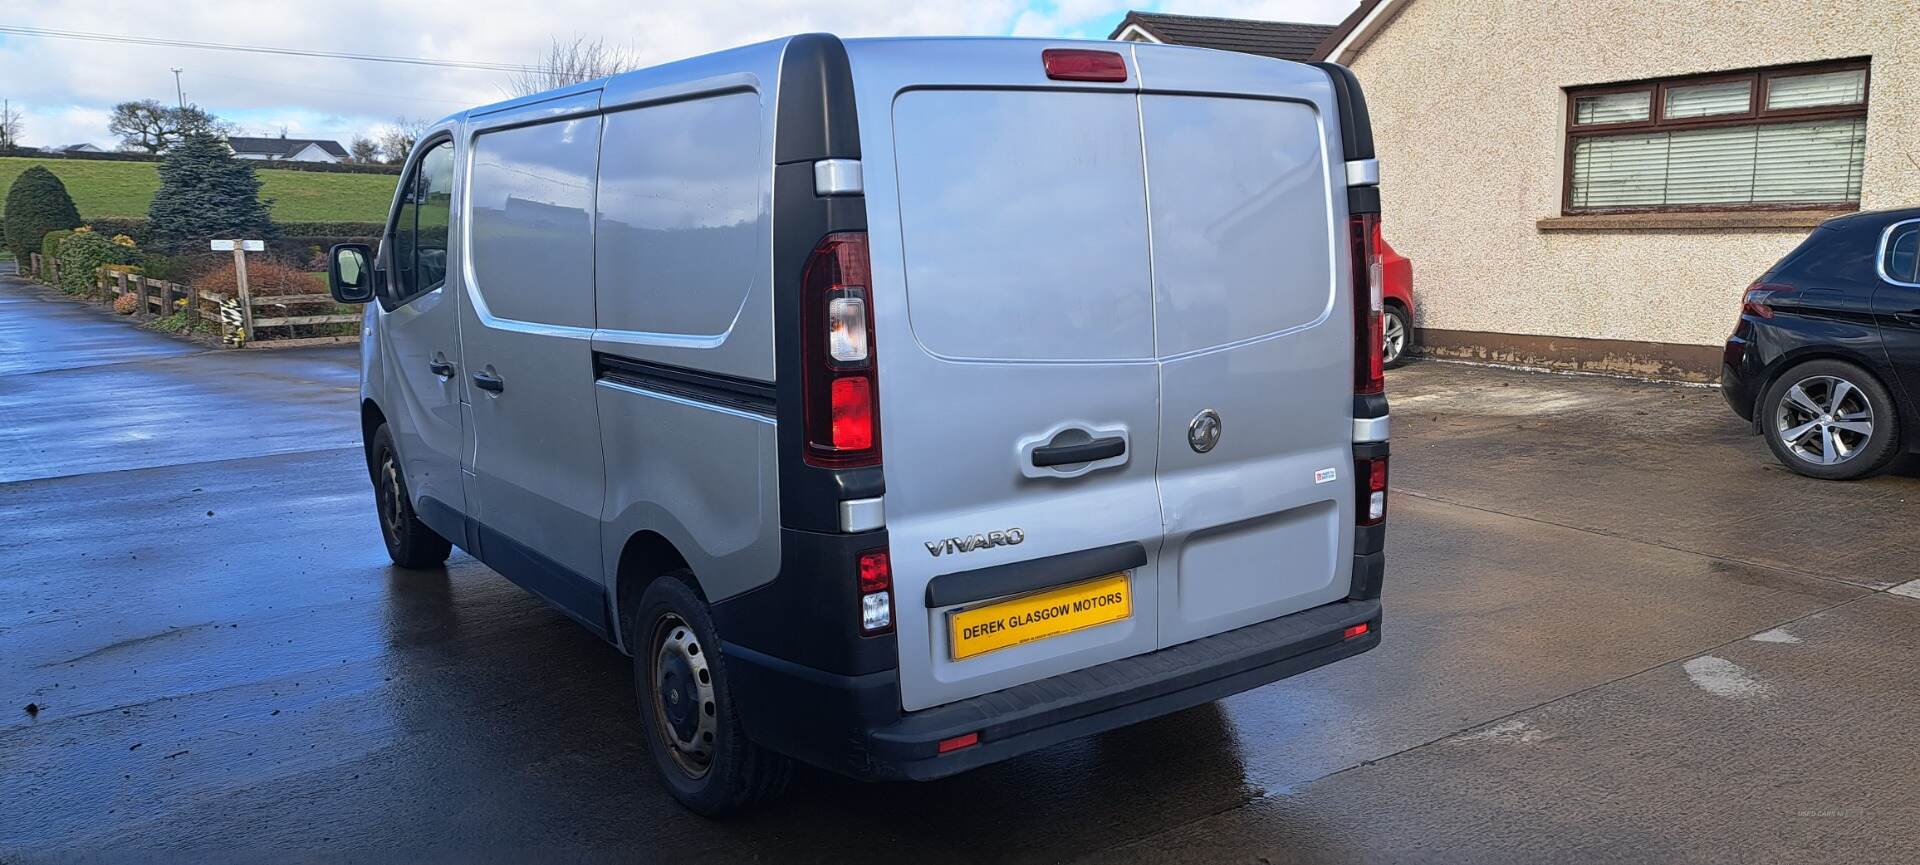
1574;91;1650;125
1572;117;1866;208
1665;80;1751;118
1767;69;1867;110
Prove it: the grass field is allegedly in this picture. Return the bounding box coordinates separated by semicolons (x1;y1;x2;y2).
0;156;398;223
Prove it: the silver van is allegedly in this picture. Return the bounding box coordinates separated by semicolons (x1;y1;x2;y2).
328;33;1391;815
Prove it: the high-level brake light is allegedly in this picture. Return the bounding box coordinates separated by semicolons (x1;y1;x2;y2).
1042;49;1128;82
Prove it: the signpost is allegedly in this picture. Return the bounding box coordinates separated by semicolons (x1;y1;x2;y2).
211;239;264;344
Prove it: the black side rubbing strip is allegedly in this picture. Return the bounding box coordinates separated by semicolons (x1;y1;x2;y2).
926;542;1147;609
594;352;776;416
1032;436;1126;467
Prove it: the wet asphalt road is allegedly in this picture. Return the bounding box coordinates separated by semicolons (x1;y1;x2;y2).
4;272;1920;863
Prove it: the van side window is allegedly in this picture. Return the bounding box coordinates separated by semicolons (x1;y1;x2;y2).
389;139;455;305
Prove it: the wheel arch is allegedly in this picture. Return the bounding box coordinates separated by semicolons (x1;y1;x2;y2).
612;530;697;655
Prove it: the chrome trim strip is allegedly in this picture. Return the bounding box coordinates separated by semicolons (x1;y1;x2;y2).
1353;414;1389;442
814;159;864;196
1877;217;1920;288
839;496;885;533
1345;158;1380;187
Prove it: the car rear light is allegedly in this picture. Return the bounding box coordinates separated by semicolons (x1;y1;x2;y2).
858;549;892;635
1042;48;1127;82
1344;623;1370;639
1350;213;1385;395
1741;281;1794;320
802;233;881;467
937;731;980;753
1356;455;1388;526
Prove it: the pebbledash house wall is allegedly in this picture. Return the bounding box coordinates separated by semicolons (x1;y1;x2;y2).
1330;0;1920;380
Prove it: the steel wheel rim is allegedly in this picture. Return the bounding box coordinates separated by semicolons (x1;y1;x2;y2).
378;453;405;547
1383;312;1407;364
649;613;717;779
1774;375;1874;466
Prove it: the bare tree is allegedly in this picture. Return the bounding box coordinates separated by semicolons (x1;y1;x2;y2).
0;102;22;155
108;99;232;153
377;117;430;164
349;136;380;164
505;36;641;97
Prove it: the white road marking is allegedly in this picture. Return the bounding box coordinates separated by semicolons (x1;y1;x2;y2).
1749;628;1801;644
1683;656;1770;699
1889;580;1920;600
1455;719;1550;745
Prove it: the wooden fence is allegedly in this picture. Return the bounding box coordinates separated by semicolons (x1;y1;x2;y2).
28;252;360;349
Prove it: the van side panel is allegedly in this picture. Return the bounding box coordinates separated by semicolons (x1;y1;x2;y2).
459;105;609;630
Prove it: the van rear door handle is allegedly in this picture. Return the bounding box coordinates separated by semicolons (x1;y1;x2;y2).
429;356;455;377
1031;436;1125;467
471;370;505;393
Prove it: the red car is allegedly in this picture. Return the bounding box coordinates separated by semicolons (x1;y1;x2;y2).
1377;225;1415;368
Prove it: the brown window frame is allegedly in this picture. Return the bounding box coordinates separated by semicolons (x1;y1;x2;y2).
1562;58;1871;215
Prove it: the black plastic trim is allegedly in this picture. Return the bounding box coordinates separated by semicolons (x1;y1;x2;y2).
1354;392;1390;420
594;352;776;417
1348;185;1381;216
771;32;876;533
1311;61;1374;162
473;520;611;640
1031;436;1126;467
1353;440;1390;461
926;542;1147;608
1350;551;1385;599
1355;522;1386;556
710;527;898;677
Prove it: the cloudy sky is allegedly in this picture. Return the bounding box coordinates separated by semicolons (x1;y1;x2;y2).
0;0;1358;151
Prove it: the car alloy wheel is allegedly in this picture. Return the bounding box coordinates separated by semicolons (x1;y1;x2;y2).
1772;374;1874;466
1383;307;1409;367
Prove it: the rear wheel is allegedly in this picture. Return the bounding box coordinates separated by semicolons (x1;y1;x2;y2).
1760;359;1901;481
633;572;791;816
1383;304;1412;369
369;425;452;568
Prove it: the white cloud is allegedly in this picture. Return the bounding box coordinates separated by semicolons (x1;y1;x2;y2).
1152;0;1359;24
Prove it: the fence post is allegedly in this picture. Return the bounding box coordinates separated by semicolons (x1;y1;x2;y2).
115;270;127;297
27;252;38;278
230;244;255;344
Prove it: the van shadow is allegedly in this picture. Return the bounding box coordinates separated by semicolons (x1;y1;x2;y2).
364;565;1272;862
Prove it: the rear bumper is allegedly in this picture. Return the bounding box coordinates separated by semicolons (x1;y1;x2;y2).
723;597;1382;781
1721;336;1762;424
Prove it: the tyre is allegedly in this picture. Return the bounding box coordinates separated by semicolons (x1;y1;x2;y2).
633;572;791;816
368;424;453;568
1759;359;1902;481
1383;304;1413;369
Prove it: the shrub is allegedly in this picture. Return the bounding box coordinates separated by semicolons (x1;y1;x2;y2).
113;293;139;315
193;257;320;299
274;221;385;237
147;133;276;252
4;165;84;262
85;217;150;245
57;229;139;296
39;229;71;281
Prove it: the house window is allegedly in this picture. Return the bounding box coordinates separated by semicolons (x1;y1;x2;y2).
1564;60;1869;213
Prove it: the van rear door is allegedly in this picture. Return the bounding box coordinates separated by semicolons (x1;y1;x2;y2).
858;42;1164;712
1134;49;1356;648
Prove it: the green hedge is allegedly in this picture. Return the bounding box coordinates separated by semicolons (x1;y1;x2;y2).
39;229;71;280
78;218;385;249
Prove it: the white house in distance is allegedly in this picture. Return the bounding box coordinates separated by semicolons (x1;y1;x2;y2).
226;135;348;164
41;143;104;154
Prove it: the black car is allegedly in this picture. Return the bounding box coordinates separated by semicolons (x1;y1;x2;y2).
1723;206;1920;480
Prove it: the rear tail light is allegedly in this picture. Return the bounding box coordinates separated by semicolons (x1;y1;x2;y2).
858;549;893;635
1356;455;1388;526
802;233;881;467
1350;213;1385;395
1042;49;1128;82
1741;281;1794;320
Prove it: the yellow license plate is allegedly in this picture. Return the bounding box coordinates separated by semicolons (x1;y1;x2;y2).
947;573;1132;661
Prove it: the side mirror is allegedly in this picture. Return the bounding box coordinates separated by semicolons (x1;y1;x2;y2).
328;243;377;304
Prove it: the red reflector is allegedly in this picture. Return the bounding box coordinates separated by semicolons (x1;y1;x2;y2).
937;732;980;753
1344;623;1370;639
829;376;873;450
1042;48;1128;82
858;550;892;594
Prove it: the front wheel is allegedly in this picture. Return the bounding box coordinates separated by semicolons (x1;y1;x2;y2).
369;424;453;568
1383;305;1413;369
634;572;791;816
1759;359;1901;481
